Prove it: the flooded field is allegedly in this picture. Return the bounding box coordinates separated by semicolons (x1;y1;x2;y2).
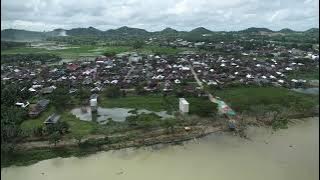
30;42;80;50
2;117;318;180
70;107;174;124
292;88;319;95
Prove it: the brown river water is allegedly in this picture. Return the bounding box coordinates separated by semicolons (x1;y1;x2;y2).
1;117;319;180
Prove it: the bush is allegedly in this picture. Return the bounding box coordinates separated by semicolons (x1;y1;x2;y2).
126;113;161;130
272;116;288;130
79;137;109;148
104;86;121;98
188;98;218;117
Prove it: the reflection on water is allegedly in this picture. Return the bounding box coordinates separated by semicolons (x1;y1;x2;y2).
291;88;319;95
1;117;318;180
70;107;174;124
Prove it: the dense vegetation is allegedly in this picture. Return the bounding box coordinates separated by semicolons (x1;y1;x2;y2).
213;87;318;115
1;53;62;64
1;41;29;50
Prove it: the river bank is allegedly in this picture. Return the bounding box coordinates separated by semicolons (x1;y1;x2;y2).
2;122;224;168
2;112;318;168
2;117;318;180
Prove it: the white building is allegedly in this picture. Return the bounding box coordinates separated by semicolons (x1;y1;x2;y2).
129;53;142;63
179;98;189;113
90;94;98;112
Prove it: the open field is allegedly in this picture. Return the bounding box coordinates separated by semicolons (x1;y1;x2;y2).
213;87;319;112
287;68;319;80
100;95;179;112
1;44;187;58
1;45;133;58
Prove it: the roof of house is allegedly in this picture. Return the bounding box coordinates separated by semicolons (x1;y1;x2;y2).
90;94;98;100
44;113;60;124
38;99;50;108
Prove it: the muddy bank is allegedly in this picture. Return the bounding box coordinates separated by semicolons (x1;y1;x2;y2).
2;113;318;168
2;124;224;168
2;117;318;180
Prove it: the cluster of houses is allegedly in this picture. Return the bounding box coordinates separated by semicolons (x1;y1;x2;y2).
1;40;319;123
2;51;319;96
190;54;318;88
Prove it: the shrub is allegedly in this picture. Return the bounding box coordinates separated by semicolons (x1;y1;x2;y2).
104;86;121;98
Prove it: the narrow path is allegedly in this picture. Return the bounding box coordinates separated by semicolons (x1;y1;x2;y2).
123;65;135;82
188;64;236;118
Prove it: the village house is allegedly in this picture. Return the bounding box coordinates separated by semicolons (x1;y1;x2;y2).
44;113;60;125
28;99;50;118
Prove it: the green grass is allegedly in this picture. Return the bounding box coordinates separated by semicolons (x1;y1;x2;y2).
20;105;97;137
1;147;97;168
1;45;132;58
60;112;98;137
1;44;184;58
20;106;55;134
100;95;179;112
213;87;319;113
287;68;319;80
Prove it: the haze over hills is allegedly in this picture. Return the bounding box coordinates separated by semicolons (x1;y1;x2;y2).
1;26;319;42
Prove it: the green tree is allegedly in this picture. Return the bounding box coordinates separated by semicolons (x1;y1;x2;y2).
161;118;177;134
1;84;18;106
135;84;145;95
126;113;161;130
1;106;26;142
104;86;121;98
103;51;116;57
50;87;71;112
189;100;217;117
132;40;144;49
73;133;84;145
46;121;70;135
48;132;61;146
77;88;90;101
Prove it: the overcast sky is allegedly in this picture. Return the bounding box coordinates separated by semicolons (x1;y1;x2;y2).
1;0;319;32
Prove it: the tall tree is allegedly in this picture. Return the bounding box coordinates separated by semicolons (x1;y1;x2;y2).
50;87;71;112
48;132;61;147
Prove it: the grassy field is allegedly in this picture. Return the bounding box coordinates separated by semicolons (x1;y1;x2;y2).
61;112;98;137
100;95;179;112
287;68;319;80
1;44;186;58
1;45;132;58
213;87;319;112
20;105;98;137
20;106;55;134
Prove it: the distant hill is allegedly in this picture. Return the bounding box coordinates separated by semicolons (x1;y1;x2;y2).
1;26;317;41
153;27;180;37
66;27;103;36
105;26;150;36
189;27;212;34
242;27;273;33
1;29;44;41
279;28;295;33
305;28;319;34
161;27;178;33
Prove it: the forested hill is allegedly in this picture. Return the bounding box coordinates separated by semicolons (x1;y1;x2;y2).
1;26;319;42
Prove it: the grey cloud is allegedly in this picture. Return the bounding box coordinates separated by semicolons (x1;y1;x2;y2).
1;0;318;31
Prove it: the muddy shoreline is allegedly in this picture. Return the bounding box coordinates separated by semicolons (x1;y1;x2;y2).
2;115;318;168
